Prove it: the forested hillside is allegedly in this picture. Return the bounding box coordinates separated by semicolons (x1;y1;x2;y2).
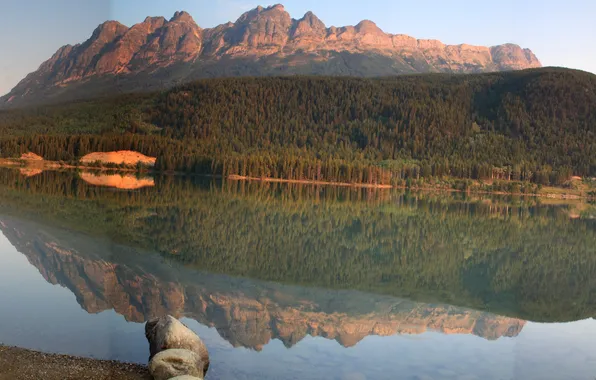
1;68;594;186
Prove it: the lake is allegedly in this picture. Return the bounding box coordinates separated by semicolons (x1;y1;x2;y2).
0;167;595;380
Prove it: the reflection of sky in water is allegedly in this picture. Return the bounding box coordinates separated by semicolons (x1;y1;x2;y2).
1;232;595;380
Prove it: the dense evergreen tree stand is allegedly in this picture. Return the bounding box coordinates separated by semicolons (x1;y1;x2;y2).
1;68;594;186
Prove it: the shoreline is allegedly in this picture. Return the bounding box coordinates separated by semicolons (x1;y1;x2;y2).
0;158;146;174
226;175;593;201
0;345;149;380
227;174;394;189
0;159;593;201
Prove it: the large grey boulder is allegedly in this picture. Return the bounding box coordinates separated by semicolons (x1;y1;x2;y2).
145;315;209;376
148;349;205;380
169;377;204;380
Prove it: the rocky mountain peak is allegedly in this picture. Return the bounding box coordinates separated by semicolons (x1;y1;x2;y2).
90;20;128;42
237;6;262;23
355;20;383;34
490;43;541;69
301;11;325;29
292;10;326;38
142;16;167;29
170;10;195;23
237;4;291;24
232;4;293;48
1;4;543;108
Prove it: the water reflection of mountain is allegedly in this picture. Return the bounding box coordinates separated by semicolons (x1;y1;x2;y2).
1;168;595;323
0;216;525;349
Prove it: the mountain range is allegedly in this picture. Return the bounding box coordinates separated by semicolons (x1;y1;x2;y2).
1;4;541;108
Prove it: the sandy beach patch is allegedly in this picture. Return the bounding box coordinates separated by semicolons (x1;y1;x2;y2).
80;151;156;166
19;152;44;161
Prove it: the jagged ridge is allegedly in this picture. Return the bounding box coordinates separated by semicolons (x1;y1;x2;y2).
2;4;541;107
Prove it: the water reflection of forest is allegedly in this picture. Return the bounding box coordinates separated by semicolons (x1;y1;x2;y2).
0;215;527;350
0;167;595;323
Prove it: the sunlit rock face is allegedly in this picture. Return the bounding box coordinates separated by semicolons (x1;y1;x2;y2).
1;4;541;108
0;216;526;350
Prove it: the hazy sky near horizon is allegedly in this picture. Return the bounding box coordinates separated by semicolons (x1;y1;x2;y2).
2;0;595;95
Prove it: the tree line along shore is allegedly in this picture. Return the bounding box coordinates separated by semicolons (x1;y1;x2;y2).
0;69;594;196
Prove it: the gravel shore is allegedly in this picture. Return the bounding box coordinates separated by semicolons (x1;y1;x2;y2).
0;345;151;380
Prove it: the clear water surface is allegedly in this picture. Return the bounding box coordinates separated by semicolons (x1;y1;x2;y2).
0;168;595;380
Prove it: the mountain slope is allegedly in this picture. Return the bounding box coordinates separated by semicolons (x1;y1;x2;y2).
1;4;541;108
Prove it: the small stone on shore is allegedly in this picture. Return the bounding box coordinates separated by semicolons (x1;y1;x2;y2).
149;349;205;380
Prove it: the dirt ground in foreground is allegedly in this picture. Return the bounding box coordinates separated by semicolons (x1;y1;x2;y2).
0;346;150;380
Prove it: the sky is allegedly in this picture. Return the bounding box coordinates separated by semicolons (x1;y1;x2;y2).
1;0;595;96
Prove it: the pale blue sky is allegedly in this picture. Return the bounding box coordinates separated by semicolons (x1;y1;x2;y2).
2;0;595;95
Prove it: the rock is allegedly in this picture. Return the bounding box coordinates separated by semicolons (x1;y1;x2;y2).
20;152;44;161
148;349;205;380
145;315;209;376
169;376;204;380
2;6;542;108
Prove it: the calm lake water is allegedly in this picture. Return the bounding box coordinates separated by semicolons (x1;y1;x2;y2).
0;168;595;380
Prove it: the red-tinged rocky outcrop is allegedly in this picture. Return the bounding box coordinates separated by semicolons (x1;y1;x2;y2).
1;4;541;108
